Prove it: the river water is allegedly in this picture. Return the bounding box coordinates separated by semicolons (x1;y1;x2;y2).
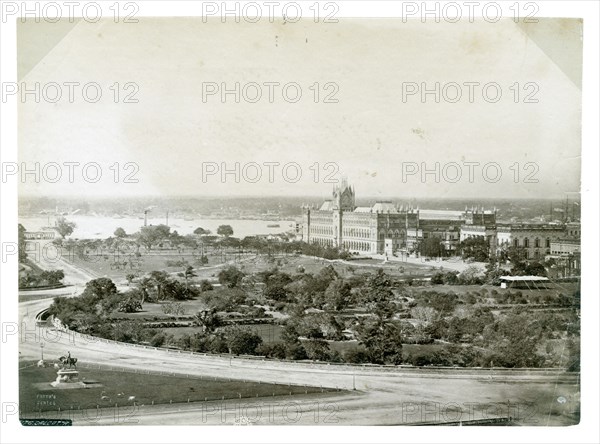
18;215;297;239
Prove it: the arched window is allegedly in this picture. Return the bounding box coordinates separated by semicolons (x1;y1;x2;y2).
524;238;529;248
534;238;540;248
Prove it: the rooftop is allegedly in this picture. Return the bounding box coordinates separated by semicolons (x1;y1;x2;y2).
499;276;549;282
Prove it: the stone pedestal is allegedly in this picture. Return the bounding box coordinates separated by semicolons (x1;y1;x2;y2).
50;369;80;387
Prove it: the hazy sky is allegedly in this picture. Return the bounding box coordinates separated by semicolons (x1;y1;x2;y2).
18;18;581;199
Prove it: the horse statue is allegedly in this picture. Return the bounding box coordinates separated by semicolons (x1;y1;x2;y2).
58;355;78;368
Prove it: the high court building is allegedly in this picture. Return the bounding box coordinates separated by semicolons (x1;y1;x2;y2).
301;180;497;256
301;181;577;260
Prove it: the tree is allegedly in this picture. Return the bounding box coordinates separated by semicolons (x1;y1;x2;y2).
178;265;197;290
324;279;353;310
194;227;211;235
218;266;245;288
137;224;170;250
223;326;263;355
486;311;544;368
420;236;443;258
354;269;404;364
219;236;240;248
150;332;167;347
125;273;136;286
39;269;65;285
304;337;330;361
200;280;214;291
137;277;153;304
458;265;484;285
162;279;199;301
524;261;547;277
411;306;439;325
148;270;171;300
81;277;118;305
162;301;186;317
281;323;301;345
360;269;397;321
343;347;371;364
264;285;289;302
257;342;287;359
194;308;223;333
355;319;403;364
55;217;76;239
217;225;234;237
117;297;143;313
114;227;127;238
459;237;490;262
18;224;27;262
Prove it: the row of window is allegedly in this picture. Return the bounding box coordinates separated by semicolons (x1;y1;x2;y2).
342;228;372;238
313;238;334;247
341;240;372;252
511;238;551;248
309;226;333;236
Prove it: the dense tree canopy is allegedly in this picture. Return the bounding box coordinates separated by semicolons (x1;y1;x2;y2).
55;217;76;239
217;225;234;237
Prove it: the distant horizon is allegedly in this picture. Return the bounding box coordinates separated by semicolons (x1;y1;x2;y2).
18;193;581;202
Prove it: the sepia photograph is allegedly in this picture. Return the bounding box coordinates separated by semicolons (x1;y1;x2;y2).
1;1;598;443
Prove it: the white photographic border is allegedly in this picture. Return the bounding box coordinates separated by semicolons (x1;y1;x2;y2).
1;1;598;443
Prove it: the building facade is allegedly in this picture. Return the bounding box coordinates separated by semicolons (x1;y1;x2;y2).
301;182;577;261
301;181;419;254
495;224;566;260
301;181;495;256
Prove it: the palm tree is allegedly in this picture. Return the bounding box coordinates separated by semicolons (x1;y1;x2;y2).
194;309;222;334
137;277;152;304
177;265;197;290
125;273;136;287
148;271;170;301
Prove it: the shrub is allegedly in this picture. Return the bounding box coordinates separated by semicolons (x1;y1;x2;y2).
343;347;371;364
200;280;214;291
257;342;287;359
150;332;167;347
117;297;143;313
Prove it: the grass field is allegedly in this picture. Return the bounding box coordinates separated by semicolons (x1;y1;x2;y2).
62;247;440;287
19;361;330;414
61;249;247;283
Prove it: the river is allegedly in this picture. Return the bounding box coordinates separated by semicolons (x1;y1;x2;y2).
18;215;297;239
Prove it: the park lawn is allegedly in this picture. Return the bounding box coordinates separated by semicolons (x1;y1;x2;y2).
262;255;436;280
61;249;248;283
19;361;328;414
61;246;439;289
108;299;213;320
